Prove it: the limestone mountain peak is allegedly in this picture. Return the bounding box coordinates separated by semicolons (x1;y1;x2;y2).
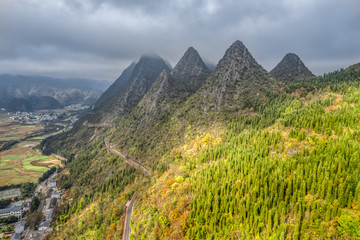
170;46;211;92
270;53;314;81
90;54;170;120
215;40;258;73
199;40;279;112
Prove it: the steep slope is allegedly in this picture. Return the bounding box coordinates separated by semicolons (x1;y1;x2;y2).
45;39;360;239
136;47;210;119
135;70;173;118
130;63;360;239
42;54;170;153
96;55;171;121
109;47;211;157
270;53;315;81
186;40;279;115
94;62;136;110
171;47;211;92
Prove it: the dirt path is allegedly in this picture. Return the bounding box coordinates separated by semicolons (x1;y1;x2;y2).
50;153;68;162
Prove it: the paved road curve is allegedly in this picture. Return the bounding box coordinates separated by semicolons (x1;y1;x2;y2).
122;193;136;240
104;137;149;176
104;137;149;240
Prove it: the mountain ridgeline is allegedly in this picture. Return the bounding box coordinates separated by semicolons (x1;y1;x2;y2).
93;62;136;110
190;40;279;114
45;41;360;240
0;75;108;111
135;47;211;122
89;55;171;122
103;47;212;157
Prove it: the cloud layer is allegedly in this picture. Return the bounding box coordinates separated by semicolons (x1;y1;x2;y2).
0;0;359;80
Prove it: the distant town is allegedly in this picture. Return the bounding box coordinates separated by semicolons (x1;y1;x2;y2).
6;104;89;129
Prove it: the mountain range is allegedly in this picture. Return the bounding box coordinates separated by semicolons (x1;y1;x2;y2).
0;75;109;111
40;40;360;240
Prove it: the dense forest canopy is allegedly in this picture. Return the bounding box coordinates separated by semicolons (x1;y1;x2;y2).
46;58;360;239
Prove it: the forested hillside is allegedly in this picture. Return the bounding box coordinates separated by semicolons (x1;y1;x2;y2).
128;65;360;239
46;42;360;239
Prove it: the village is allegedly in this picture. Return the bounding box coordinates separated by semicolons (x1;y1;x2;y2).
8;112;59;125
7;103;88;126
0;173;61;240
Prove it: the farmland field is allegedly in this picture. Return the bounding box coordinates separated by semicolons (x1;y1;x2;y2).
0;139;63;186
0;114;63;186
0;114;43;142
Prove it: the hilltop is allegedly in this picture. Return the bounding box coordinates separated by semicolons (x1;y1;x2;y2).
270;53;314;81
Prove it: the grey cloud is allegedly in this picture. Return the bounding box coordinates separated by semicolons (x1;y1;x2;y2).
0;0;359;80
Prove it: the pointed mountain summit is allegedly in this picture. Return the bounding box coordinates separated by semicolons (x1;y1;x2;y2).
91;54;170;121
108;54;170;114
94;62;136;110
135;47;210;118
125;47;211;134
270;53;314;81
199;40;279;112
171;47;211;92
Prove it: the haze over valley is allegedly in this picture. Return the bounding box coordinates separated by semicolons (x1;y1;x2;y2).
0;0;360;239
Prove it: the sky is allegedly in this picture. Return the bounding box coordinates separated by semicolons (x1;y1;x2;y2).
0;0;359;81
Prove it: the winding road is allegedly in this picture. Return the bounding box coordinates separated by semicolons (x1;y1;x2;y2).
104;137;150;240
104;137;149;176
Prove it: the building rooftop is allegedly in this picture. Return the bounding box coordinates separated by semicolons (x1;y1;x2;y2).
0;206;22;213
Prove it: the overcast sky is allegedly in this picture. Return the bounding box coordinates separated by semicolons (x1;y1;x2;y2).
0;0;359;81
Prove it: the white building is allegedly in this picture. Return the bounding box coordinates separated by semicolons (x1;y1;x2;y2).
0;206;23;219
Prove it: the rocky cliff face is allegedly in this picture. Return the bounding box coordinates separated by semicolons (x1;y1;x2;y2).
135;47;211;122
199;40;279;112
94;62;136;110
92;55;170;122
171;47;211;92
270;53;314;81
136;70;173;118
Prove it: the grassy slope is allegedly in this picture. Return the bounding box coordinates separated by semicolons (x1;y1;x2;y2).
52;66;360;239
